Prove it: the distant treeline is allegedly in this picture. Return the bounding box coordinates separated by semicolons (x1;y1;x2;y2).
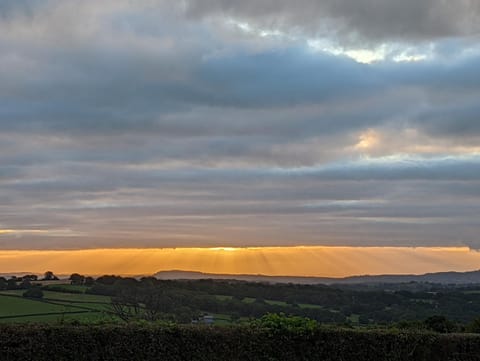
2;322;480;361
5;273;480;328
85;275;480;325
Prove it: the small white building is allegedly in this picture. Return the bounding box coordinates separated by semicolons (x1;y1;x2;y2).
192;314;214;324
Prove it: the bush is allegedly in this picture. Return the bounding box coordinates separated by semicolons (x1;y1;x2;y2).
424;315;457;333
253;313;318;334
467;318;480;333
43;285;83;294
1;324;480;361
22;287;44;299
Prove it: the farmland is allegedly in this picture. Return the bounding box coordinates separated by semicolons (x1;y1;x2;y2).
3;275;480;333
0;284;114;323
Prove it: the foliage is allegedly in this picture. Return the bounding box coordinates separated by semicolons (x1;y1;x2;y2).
1;324;480;361
6;273;480;329
466;317;480;333
43;271;59;281
43;285;84;294
252;313;318;334
423;315;458;333
85;275;480;325
22;287;44;299
69;273;85;286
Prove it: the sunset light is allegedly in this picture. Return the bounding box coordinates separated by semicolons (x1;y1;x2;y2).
1;246;480;278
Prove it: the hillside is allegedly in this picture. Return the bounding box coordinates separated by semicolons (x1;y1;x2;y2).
154;269;480;285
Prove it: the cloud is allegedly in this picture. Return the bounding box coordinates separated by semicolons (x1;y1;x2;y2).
185;0;480;43
0;1;480;251
2;154;480;249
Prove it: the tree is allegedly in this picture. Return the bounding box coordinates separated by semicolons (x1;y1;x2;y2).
23;287;44;299
20;279;32;289
0;277;7;290
110;293;143;322
22;274;38;281
7;278;17;290
96;275;119;285
69;273;85;285
466;318;480;333
424;315;457;333
44;271;58;281
84;276;95;286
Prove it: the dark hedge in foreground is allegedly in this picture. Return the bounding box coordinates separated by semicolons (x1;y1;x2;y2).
1;324;480;361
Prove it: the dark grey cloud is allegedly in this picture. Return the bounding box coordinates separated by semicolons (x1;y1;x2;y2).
2;155;480;249
186;0;480;43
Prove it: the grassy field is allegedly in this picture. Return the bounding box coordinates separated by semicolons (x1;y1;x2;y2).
0;289;110;302
216;294;324;310
0;295;72;317
298;303;323;309
43;284;90;293
0;287;114;324
1;287;335;325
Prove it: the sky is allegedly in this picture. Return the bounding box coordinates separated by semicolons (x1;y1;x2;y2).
1;1;480;276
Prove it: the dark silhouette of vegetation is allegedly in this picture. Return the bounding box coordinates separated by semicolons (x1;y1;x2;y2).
4;271;480;332
69;273;85;285
22;287;44;299
2;322;480;361
43;271;59;281
467;317;480;333
80;275;480;326
424;315;458;333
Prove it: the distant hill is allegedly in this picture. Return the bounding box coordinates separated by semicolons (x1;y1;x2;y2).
4;269;480;285
0;272;69;279
153;270;480;285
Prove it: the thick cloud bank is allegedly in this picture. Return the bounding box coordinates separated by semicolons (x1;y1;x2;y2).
186;0;480;42
0;1;479;249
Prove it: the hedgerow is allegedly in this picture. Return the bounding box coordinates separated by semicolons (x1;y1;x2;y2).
1;324;480;361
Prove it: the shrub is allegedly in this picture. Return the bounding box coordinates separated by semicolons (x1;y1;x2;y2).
22;287;44;299
424;315;457;333
1;324;480;361
467;318;480;333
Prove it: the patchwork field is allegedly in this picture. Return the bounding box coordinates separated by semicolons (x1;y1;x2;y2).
0;285;114;323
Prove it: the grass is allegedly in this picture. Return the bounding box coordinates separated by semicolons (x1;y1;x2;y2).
0;311;116;324
43;284;90;293
298;303;323;309
0;295;73;317
0;290;114;323
212;313;232;325
265;300;288;307
241;296;324;309
348;314;360;323
0;290;110;303
1;288;329;325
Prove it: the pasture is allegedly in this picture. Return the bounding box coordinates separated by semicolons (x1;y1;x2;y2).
0;284;114;324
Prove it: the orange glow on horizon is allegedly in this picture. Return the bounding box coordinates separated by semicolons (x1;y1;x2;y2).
0;246;479;277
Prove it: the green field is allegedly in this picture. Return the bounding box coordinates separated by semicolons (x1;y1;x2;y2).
211;313;232;325
0;289;110;302
216;295;323;310
347;314;360;323
43;284;90;293
0;289;114;323
298;303;323;309
0;295;72;317
0;289;251;325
